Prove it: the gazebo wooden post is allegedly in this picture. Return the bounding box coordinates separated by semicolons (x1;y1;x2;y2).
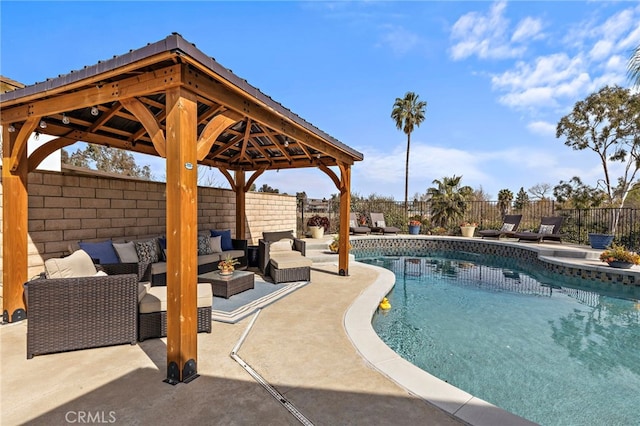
164;86;199;384
338;164;351;276
2;125;29;322
234;170;246;240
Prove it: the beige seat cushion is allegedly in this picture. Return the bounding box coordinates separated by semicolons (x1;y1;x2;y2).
44;249;97;279
139;284;212;314
270;251;313;269
138;281;152;303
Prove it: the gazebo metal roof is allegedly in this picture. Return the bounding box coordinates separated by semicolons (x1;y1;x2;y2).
1;33;362;172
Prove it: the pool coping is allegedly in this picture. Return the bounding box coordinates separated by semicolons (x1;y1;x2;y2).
342;237;638;426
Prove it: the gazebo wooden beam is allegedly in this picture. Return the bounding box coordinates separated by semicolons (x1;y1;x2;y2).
1;65;183;124
164;86;199;384
2;126;29;322
338;163;351;276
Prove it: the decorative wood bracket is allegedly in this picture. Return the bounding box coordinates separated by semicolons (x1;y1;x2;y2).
120;97;167;158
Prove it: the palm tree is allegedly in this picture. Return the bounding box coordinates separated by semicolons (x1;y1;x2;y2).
391;91;427;215
427;175;473;228
628;44;640;87
497;189;514;217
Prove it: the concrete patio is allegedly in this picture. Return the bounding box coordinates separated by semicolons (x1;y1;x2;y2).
1;261;463;425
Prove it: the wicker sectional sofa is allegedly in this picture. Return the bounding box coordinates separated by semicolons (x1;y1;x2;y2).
25;250;139;358
71;230;248;286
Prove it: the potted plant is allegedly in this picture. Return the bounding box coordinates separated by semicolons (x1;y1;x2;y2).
328;234;351;253
598;244;640;269
218;255;240;275
307;215;330;239
460;221;478;238
408;216;422;235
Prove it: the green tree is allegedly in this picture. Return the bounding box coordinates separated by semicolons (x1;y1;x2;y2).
553;176;605;209
556;85;640;232
391;91;427;215
513;187;530;210
427;175;473;228
497;189;514;217
62;144;152;179
257;183;279;193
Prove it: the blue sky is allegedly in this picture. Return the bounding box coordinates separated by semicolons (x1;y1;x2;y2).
2;1;639;200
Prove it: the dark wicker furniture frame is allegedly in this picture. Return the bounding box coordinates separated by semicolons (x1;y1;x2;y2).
138;306;212;341
151;238;248;286
270;265;311;284
478;214;523;239
515;216;566;243
25;273;138;359
258;231;306;275
198;270;255;298
369;213;401;234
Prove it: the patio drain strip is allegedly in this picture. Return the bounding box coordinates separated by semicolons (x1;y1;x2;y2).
231;309;314;426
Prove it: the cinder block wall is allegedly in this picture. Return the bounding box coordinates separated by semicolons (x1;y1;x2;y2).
0;168;297;309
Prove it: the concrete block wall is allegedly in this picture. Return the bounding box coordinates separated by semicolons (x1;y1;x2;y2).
0;168;297;309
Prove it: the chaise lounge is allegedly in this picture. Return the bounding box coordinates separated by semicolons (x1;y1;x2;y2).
369;213;401;235
349;212;371;235
514;216;565;243
478;215;523;239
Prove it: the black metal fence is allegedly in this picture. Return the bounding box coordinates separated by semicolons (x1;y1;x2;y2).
297;199;640;250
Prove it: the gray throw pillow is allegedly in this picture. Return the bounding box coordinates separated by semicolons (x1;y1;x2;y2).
113;241;139;263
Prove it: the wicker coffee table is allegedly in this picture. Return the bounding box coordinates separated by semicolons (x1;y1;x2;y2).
198;270;255;298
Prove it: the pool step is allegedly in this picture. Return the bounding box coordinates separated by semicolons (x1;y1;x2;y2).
302;236;355;263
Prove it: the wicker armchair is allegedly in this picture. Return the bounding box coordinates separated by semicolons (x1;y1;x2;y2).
25;273;138;359
258;231;306;275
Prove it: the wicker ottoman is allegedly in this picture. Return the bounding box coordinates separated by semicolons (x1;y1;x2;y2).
269;252;312;284
138;284;212;341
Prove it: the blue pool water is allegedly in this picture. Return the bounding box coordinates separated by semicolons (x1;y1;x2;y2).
364;255;640;426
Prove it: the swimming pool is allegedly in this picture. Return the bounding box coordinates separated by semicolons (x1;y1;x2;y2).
363;254;640;426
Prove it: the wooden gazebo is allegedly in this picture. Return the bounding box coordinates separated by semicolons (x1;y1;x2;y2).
1;33;363;383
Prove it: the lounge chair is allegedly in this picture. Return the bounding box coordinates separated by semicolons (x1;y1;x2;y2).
349;212;371;235
478;215;522;239
369;213;401;234
514;216;565;243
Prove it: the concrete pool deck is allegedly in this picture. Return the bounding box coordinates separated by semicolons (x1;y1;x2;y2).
1;239;638;425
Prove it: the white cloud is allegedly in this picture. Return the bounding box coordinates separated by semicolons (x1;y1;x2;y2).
377;24;423;56
589;40;614;61
511;17;543;43
527;121;556;137
450;1;527;60
466;4;640;119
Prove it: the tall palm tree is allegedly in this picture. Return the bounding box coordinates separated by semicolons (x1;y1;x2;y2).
628;44;640;87
391;91;427;215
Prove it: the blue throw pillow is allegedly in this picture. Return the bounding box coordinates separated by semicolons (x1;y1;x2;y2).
78;240;120;264
210;229;233;251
